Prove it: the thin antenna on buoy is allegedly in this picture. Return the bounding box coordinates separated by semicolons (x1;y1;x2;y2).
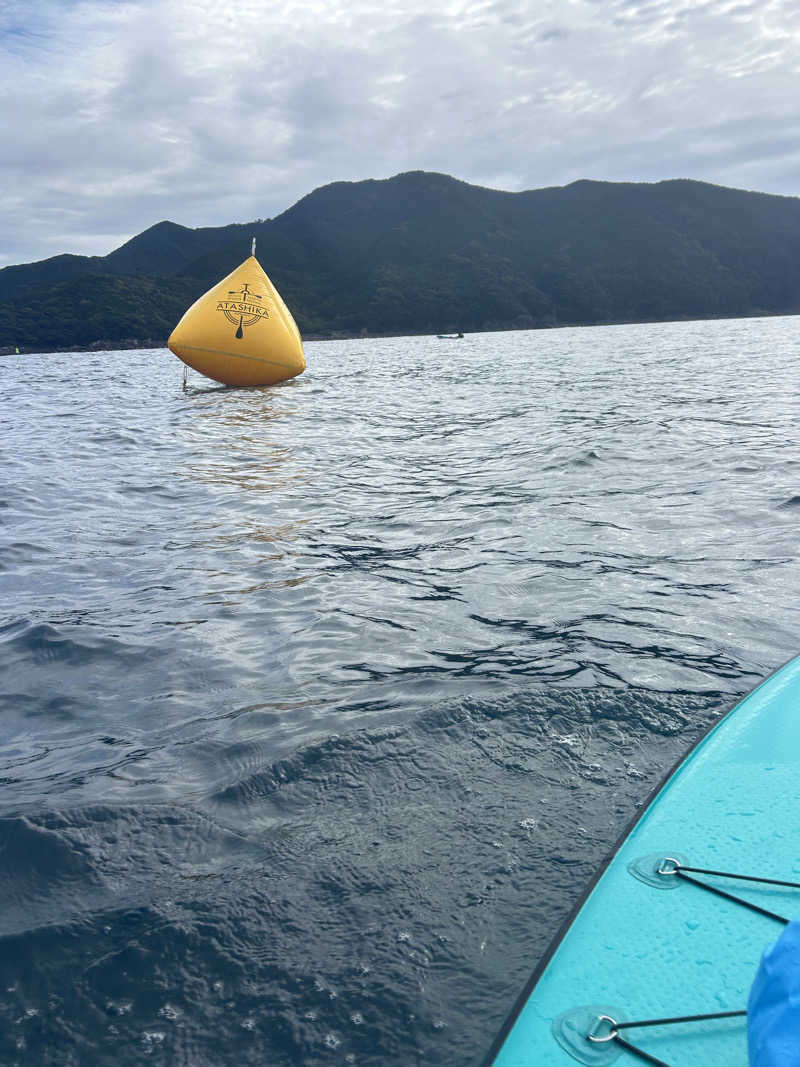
251;237;256;257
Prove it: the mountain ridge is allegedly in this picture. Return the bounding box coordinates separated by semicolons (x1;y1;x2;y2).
3;172;800;352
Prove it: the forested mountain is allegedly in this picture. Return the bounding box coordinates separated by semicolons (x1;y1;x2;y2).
3;171;800;352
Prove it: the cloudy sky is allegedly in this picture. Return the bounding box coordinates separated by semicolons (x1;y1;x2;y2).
2;0;799;267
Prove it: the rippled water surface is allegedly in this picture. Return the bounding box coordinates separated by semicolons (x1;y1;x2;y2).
1;319;799;1065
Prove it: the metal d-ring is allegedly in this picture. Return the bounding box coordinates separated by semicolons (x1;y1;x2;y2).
586;1014;619;1043
657;856;682;877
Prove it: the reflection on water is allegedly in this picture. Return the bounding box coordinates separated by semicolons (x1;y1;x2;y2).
1;321;800;1064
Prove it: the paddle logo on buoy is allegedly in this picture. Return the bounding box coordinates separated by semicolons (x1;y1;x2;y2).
216;281;270;339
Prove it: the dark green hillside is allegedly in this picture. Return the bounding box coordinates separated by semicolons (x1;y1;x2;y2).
0;253;107;304
0;220;244;303
0;274;202;351
101;220;239;277
3;171;800;351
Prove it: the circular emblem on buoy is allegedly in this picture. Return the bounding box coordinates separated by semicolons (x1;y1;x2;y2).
215;281;270;338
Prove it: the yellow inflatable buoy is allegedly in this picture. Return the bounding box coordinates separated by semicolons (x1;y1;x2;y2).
168;243;305;387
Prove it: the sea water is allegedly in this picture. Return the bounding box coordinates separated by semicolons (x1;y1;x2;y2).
1;318;798;1065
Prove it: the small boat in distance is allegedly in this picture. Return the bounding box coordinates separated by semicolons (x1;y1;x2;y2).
168;240;305;387
437;332;464;339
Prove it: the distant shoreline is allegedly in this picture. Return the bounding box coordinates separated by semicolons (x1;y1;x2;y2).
3;308;798;358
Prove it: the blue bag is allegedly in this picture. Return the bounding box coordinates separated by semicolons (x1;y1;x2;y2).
748;919;800;1065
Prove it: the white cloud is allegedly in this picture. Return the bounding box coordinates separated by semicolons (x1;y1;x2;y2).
2;0;800;266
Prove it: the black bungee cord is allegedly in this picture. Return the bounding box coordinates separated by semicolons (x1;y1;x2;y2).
578;856;800;1064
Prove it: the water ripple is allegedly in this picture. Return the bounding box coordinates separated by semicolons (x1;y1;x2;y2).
1;318;799;1063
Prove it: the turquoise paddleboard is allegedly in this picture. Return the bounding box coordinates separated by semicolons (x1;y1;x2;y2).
482;655;800;1066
